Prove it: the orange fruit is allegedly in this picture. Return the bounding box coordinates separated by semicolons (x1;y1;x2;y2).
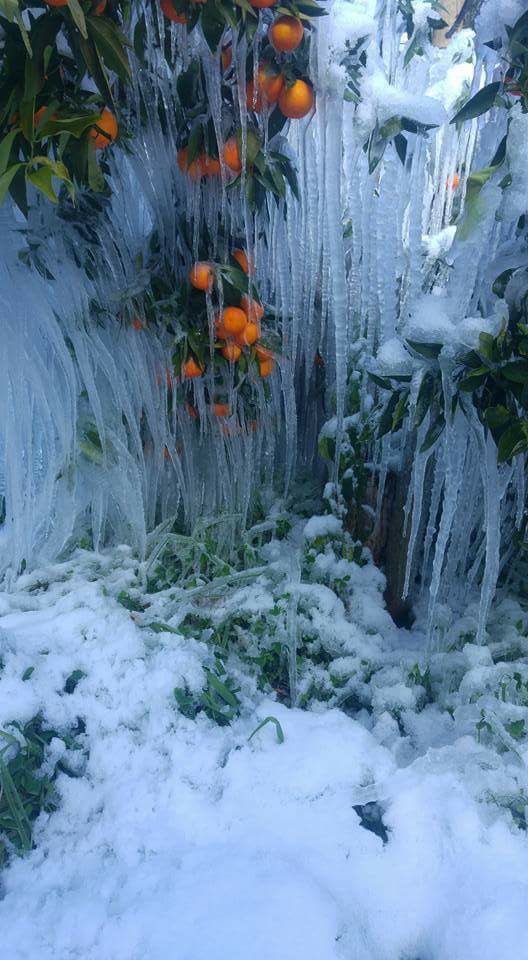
222;343;242;362
182;356;204;378
44;0;68;5
34;106;57;129
222;306;247;335
177;147;203;181
201;154;221;177
160;0;187;22
213;402;230;417
447;172;460;190
278;80;314;119
246;64;284;112
241;294;264;325
132;318;143;330
232;249;252;274
190;261;214;291
223;136;242;174
269;16;304;53
221;44;232;71
250;0;277;7
256;345;273;362
236;321;260;346
215;315;229;339
259;358;275;377
89;108;118;149
94;0;107;13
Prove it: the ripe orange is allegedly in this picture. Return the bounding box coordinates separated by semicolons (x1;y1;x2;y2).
132;318;143;330
221;44;232;71
259;358;275;377
247;64;284;112
215;315;229;339
222;306;247;336
269;16;304;53
241;294;264;325
222;343;242;362
232;249;252;274
89;108;118;149
182;356;204;378
278;80;314;119
160;0;187;22
250;0;277;7
213;402;230;417
223;136;242;174
236;321;260;346
190;261;214;291
256;345;273;362
34;106;57;128
94;0;107;13
44;0;68;5
177;146;204;181
201;154;221;177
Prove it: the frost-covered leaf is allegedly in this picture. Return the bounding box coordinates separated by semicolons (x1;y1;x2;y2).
450;82;501;124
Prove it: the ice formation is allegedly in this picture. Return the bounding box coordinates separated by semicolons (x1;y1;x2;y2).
0;0;526;638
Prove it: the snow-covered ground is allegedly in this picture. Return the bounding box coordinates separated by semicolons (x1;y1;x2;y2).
0;540;527;960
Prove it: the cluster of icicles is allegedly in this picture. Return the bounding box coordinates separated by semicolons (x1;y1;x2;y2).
0;0;523;640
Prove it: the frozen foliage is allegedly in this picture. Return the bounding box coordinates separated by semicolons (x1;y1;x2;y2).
0;0;525;644
1;523;528;958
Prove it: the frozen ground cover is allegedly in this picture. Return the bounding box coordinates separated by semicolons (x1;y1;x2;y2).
0;515;527;960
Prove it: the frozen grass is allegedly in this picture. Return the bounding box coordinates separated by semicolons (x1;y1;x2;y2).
0;515;527;959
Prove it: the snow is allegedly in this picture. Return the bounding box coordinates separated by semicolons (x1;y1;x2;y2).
1;546;528;959
404;292;502;349
376;337;413;373
303;514;343;539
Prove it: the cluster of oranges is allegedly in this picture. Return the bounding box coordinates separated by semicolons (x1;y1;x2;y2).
185;253;275;379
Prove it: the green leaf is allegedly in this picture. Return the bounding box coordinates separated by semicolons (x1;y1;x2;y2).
0;162;24;205
78;35;114;108
497;422;528;462
26;164;58;203
391;391;408;430
19;98;35;143
505;719;526;741
501;360;528;383
199;4;226;52
419;411;445;453
484;405;511;434
394;132;408;165
367;125;388;174
42;112;101;139
450;82;500;124
458;366;489;391
117;591;145;612
378;391;400;438
64;670;86;694
0;130;18;177
415;371;436;426
368;372;393;390
87;141;105;192
87;15;131;81
248;716;285;744
205;670;240;708
406;339;442;360
67;0;88;39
